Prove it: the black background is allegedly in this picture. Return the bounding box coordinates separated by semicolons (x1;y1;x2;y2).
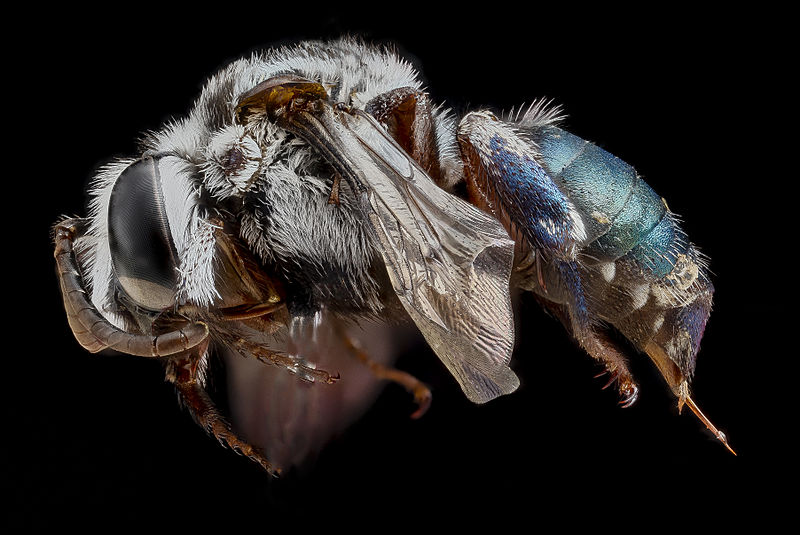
8;5;787;531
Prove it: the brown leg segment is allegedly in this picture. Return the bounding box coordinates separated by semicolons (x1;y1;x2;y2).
54;217;209;357
334;322;432;419
233;337;340;385
538;298;639;407
165;347;281;476
587;329;639;408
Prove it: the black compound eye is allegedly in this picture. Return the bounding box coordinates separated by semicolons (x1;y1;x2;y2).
108;156;179;310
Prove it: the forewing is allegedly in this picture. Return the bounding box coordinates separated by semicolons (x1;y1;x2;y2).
348;110;519;402
241;81;518;402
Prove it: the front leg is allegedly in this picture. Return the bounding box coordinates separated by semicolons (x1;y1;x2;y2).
54;217;208;357
165;346;280;476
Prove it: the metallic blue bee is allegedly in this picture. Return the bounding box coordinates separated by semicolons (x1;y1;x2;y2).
54;38;732;475
459;110;726;442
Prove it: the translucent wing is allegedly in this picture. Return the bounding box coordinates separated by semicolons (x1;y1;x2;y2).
345;109;519;403
238;80;518;402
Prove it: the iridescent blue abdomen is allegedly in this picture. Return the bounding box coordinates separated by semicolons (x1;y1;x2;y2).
531;126;689;278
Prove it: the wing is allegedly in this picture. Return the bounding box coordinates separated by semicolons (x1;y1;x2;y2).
236;78;519;403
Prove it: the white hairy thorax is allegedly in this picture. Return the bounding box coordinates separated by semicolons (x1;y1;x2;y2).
78;38;453;468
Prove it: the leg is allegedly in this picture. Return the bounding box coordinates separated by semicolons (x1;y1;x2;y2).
538;298;638;407
165;347;281;476
587;329;639;408
458;111;591;332
232;336;340;385
458;112;592;348
458;113;640;405
334;321;432;419
54;217;208;357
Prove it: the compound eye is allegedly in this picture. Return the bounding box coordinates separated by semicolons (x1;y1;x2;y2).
108;156;179;310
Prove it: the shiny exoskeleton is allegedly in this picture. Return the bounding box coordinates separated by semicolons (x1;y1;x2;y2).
461;114;716;410
53;38;732;476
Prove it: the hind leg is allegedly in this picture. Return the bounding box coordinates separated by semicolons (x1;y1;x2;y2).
586;329;639;407
457;112;639;406
538;298;638;407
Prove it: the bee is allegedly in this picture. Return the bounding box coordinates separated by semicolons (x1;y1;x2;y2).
54;37;733;476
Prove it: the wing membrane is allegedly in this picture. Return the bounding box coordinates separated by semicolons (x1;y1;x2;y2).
356;114;519;402
251;84;518;403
